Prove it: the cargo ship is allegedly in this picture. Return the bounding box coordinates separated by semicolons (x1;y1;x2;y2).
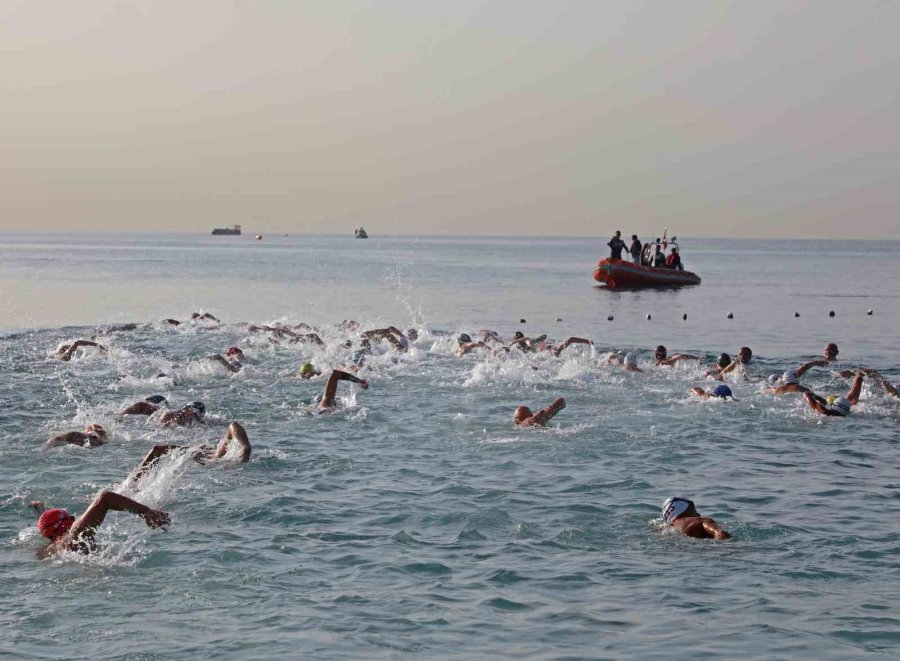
211;225;242;236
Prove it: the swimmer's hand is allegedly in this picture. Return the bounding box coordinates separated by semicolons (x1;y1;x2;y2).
143;509;170;530
359;380;369;390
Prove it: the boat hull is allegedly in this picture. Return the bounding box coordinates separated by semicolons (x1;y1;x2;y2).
593;258;701;288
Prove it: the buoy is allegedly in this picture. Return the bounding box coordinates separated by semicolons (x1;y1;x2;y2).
727;313;734;319
794;312;800;318
682;313;687;321
255;234;262;240
829;310;835;317
555;317;562;322
520;318;526;324
646;314;652;321
607;315;614;321
867;309;873;316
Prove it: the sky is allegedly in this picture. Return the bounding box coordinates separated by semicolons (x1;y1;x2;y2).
1;0;898;239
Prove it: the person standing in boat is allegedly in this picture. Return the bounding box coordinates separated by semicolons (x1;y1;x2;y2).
629;235;642;265
652;243;666;267
607;230;627;260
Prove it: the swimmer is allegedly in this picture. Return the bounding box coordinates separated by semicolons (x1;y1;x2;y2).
514;397;566;428
767;370;809;396
191;312;220;323
704;353;732;377
622;353;642;372
661;497;730;540
299;362;322;380
691;384;734;400
719;346;752;376
44;424;107;448
455;333;488;357
803;371;864;417
654;345;699;367
604;349;627;365
94;323;138;336
508;332;547;352
860;369;899;398
131;421;252;481
362;326;410;351
207;349;242;373
543;337;593;357
160;401;206;427
317;369;369;412
796;342;841;376
36;490;169;557
56;339;106;362
121;395;168;415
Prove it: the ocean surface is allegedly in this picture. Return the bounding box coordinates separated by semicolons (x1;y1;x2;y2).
1;233;898;659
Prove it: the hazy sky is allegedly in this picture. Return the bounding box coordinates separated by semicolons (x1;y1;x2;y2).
1;1;898;238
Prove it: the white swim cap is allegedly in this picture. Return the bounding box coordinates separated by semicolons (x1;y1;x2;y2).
829;396;852;416
662;496;693;524
782;370;799;385
767;374;780;385
624;353;638;368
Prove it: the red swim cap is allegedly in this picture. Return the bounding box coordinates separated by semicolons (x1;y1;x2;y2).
225;346;242;357
38;509;74;540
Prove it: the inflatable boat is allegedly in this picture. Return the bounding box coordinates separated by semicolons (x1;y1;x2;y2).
593;258;701;288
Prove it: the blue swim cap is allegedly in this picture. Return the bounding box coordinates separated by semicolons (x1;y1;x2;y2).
712;385;733;399
458;333;472;344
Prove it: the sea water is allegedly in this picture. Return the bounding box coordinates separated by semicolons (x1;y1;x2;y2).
0;234;898;659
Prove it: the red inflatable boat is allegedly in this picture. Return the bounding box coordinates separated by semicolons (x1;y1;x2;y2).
593;258;701;288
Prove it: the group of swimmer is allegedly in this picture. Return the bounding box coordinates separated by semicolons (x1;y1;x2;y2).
33;314;899;551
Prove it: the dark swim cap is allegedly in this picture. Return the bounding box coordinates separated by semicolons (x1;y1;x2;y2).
188;401;206;415
145;395;167;405
458;333;472;344
717;353;731;368
712;385;733;399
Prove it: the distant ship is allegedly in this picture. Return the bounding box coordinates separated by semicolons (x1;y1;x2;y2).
212;225;242;236
354;227;369;239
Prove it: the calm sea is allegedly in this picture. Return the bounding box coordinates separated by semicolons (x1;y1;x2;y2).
1;233;898;659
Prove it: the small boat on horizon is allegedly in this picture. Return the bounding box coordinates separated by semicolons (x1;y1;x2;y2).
354;227;369;239
212;225;242;236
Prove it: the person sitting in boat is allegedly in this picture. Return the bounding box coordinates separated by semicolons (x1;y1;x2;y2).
665;248;683;271
607;230;627;260
803;371;864;417
652;244;666;267
629;235;642;265
515;397;566;428
654;345;699;366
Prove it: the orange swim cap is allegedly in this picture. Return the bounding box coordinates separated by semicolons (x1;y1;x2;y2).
38;509;74;540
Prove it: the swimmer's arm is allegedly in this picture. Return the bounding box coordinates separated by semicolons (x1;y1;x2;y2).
457;341;486;356
44;432;89;448
553;337;592;356
719;361;740;375
384;334;404;351
796;359;828;377
208;355;239;373
532;397;566;426
803;392;828;414
690;387;709;399
121;401;160;416
132;445;180;481
69;490;170;542
212;421;251;463
846;372;864;405
59;340;106;361
666;354;699;365
701;518;731;540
